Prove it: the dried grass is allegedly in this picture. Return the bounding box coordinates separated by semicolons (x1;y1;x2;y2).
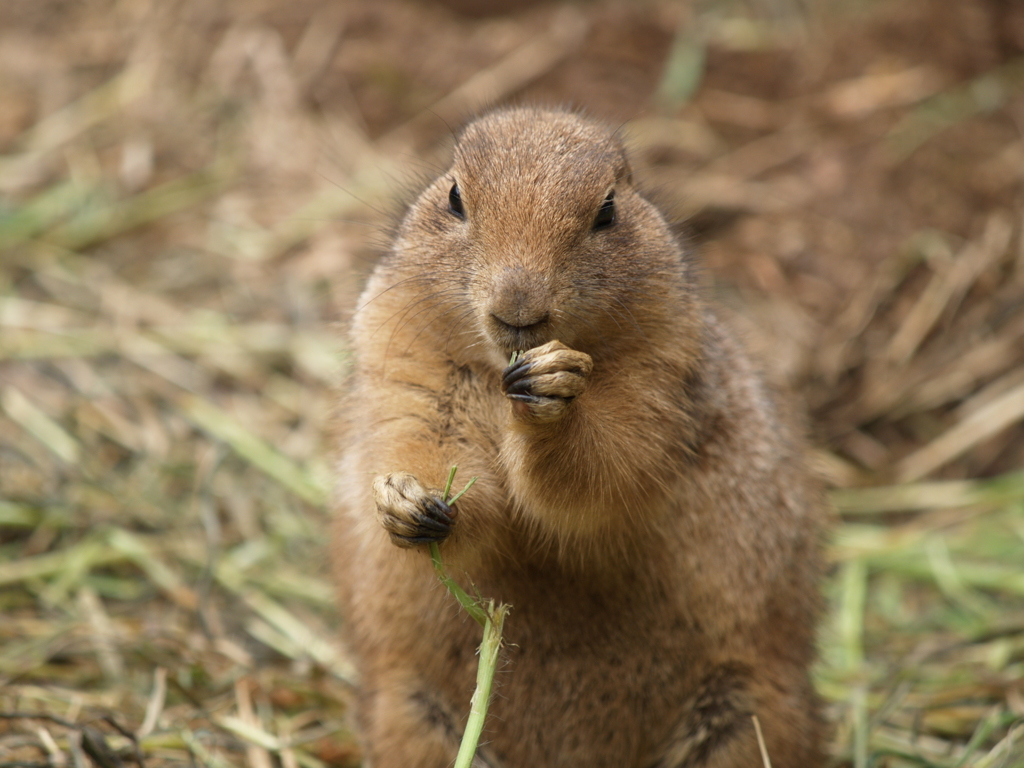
1;0;1022;766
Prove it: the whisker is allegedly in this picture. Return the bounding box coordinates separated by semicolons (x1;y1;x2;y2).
356;275;436;315
382;290;465;363
370;285;463;341
610;296;649;342
315;171;390;218
443;307;481;356
355;272;470;314
600;306;623;332
401;300;470;357
391;289;465;338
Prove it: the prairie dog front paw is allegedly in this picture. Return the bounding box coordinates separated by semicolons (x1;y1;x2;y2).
501;340;593;423
373;472;455;548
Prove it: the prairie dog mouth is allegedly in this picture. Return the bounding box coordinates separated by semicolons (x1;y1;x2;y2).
487;315;552;356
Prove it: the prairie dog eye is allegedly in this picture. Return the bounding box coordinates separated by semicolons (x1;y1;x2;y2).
593;190;615;230
448;183;465;219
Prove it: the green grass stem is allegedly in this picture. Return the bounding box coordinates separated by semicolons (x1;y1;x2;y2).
428;465;508;768
454;601;508;768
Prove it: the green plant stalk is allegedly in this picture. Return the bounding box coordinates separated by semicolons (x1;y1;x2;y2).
454;600;508;768
431;465;485;624
429;464;508;768
429;541;487;627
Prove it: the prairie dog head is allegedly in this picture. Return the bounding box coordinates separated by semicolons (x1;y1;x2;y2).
392;107;691;369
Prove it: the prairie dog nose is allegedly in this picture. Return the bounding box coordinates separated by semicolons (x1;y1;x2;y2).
488;266;551;330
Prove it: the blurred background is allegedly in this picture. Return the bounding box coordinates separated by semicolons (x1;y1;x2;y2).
1;0;1023;765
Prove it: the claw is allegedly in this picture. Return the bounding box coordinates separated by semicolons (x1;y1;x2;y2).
502;359;533;391
411;511;452;532
422;497;454;523
505;377;535;396
507;393;542;405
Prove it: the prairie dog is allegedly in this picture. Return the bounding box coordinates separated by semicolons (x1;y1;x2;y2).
332;107;826;767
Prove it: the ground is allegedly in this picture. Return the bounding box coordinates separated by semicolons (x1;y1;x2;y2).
1;0;1023;766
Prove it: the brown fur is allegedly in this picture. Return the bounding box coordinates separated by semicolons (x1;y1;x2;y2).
331;107;827;767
